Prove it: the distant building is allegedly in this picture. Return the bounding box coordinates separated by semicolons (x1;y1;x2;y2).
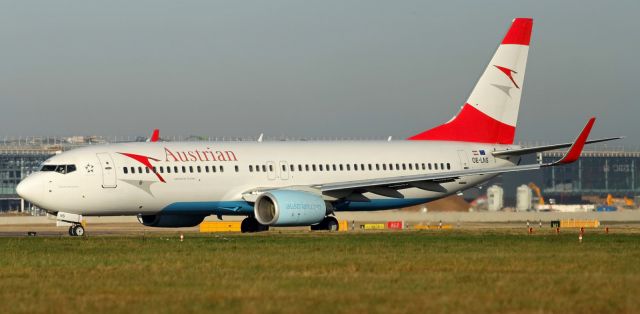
500;150;640;206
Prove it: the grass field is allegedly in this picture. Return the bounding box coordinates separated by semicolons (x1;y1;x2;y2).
1;229;639;313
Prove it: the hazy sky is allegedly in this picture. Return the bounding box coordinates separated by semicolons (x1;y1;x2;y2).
1;1;638;146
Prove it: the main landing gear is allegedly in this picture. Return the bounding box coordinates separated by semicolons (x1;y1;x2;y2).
311;216;339;231
241;217;269;233
68;224;85;237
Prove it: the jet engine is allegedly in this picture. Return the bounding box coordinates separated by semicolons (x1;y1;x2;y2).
254;190;328;226
137;214;206;227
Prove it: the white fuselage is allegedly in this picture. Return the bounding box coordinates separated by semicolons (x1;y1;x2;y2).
18;140;519;217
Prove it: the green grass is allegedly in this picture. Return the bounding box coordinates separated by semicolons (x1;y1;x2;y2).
1;230;639;313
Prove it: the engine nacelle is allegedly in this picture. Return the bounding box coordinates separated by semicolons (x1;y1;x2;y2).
254;190;327;226
138;214;206;227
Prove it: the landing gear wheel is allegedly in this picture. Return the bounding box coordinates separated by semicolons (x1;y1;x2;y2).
312;216;339;231
325;217;339;231
68;226;76;236
241;217;269;233
72;225;85;237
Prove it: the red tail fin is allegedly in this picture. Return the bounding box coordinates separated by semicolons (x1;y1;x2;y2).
408;18;533;144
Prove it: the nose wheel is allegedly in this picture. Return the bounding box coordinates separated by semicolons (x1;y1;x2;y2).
68;224;85;236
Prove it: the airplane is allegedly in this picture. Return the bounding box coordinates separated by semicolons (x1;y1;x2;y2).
16;18;620;236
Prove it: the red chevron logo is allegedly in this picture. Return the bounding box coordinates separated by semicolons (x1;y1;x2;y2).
494;65;519;89
119;152;166;183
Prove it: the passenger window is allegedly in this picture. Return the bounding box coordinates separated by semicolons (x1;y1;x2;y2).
269;165;274;172
312;165;317;171
282;165;286;171
182;166;186;173
212;166;217;173
138;167;143;173
167;166;171;173
305;165;309;171
131;167;135;174
428;163;432;170
447;163;451;170
262;165;267;172
197;166;201;173
339;164;343;171
441;163;445;170
402;164;407;170
160;166;164;173
388;164;393;170
408;164;413;170
174;166;178;173
422;163;426;170
319;165;323;171
435;163;438;170
249;165;254;172
368;164;372;171
205;166;209;173
298;165;303;171
255;165;260;172
376;164;380;171
382;164;387;171
123;167;128;174
346;164;351;171
354;164;358;171
152;167;157;173
332;165;337;171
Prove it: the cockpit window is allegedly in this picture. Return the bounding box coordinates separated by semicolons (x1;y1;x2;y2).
41;165;57;172
41;164;76;174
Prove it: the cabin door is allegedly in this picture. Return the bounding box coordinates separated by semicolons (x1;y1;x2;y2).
96;153;117;188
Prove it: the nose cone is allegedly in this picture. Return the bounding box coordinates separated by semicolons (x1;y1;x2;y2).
16;176;43;204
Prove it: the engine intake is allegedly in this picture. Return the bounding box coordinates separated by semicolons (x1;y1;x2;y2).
255;190;327;226
138;214;206;227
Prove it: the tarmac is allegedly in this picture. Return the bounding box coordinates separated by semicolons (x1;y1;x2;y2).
1;210;639;237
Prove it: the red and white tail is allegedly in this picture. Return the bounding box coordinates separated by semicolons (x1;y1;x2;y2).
409;18;533;144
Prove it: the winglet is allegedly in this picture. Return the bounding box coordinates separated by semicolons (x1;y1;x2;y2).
150;129;160;142
548;117;595;165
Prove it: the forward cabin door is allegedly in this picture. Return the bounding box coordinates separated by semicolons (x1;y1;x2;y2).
96;153;117;188
457;150;470;170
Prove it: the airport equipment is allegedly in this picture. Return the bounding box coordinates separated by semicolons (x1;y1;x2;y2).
516;184;532;211
200;221;242;232
386;221;404;230
362;224;385;230
528;182;545;206
560;219;600;228
487;185;504;211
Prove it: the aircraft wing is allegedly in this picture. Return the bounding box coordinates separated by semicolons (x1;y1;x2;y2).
244;118;613;201
317;117;597;194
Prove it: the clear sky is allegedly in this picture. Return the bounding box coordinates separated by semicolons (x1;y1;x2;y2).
1;0;637;146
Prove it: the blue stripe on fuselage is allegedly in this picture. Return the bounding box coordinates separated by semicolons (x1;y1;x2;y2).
160;198;433;216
